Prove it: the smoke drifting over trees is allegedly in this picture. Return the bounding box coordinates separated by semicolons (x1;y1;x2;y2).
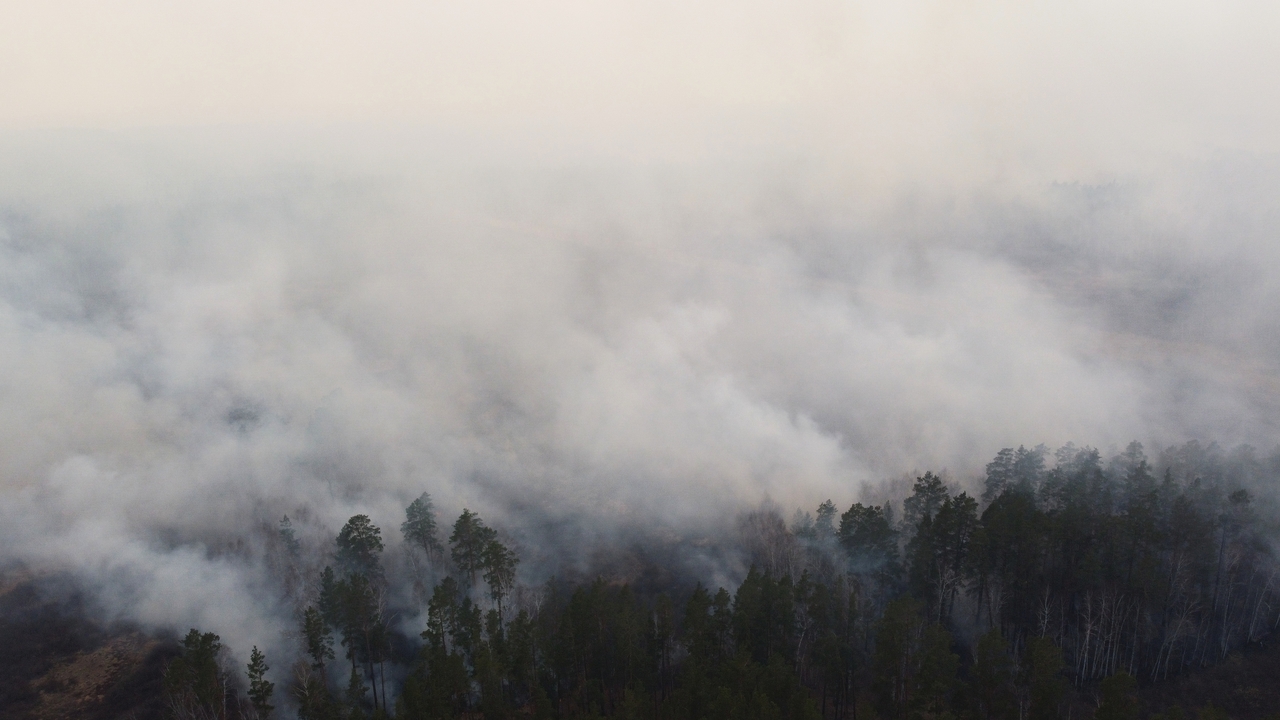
2;2;1280;716
3;135;1280;654
2;136;1280;715
153;439;1280;719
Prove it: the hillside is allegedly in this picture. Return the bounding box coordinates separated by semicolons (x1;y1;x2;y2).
0;567;176;720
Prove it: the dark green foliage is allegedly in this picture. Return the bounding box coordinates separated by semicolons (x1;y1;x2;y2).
398;571;824;720
302;606;335;673
970;487;1045;634
691;583;734;656
48;435;1279;720
983;445;1047;503
336;515;385;578
449;509;498;586
346;665;367;708
244;439;1280;720
293;661;340;720
732;568;796;664
1026;637;1066;720
912;623;959;718
344;574;389;712
965;440;1280;687
314;565;390;715
908;490;979;625
903;471;949;529
839;502;900;584
793;574;860;720
814;499;838;538
971;628;1016;720
481;538;519;616
402;493;443;556
984;448;1017;503
1012;445;1048;492
318;566;341;627
163;629;226;718
668;575;820;720
399;576;474;719
1094;671;1137;720
246;645;274;719
870;597;958;720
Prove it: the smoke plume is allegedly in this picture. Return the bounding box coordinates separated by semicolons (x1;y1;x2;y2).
2;0;1279;668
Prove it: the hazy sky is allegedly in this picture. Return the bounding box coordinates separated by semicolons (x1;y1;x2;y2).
6;1;1280;174
3;0;1280;658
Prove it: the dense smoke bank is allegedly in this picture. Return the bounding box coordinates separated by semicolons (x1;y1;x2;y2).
0;131;1278;661
2;4;1279;717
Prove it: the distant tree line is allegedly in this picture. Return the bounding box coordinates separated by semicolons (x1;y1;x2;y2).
163;441;1280;719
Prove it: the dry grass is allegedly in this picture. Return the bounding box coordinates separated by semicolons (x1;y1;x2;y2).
26;633;155;720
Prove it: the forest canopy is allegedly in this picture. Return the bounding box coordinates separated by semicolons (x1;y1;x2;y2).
166;440;1280;720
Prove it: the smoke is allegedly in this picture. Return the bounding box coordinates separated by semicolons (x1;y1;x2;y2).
2;0;1280;669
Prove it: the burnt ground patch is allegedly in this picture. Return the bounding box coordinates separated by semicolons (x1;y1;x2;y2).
0;567;174;720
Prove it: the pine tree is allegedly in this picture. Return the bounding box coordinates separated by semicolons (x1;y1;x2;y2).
450;509;497;586
903;471;949;529
336;572;385;712
872;597;923;720
481;538;519;616
402;492;443;556
910;624;958;718
336;515;384;578
1025;637;1066;720
972;628;1016;720
932;492;978;622
345;665;367;716
1011;444;1048;494
163;629;225;718
814;499;838;538
839;502;900;583
302;606;335;676
279;515;301;556
984;448;1017;503
246;646;275;719
318;566;341;628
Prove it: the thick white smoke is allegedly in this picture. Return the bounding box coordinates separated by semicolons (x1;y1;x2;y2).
2;0;1280;668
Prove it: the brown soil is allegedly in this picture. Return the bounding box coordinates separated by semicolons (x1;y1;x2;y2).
0;566;177;720
26;633;159;720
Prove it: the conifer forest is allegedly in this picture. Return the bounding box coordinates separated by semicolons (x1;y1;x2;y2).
162;441;1280;720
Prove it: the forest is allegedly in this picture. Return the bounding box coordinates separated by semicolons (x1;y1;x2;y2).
162;440;1280;720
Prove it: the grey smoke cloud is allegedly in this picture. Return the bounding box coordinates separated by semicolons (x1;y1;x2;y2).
1;134;1277;653
2;0;1280;667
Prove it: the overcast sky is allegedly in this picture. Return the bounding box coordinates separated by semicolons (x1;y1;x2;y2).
6;1;1280;171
